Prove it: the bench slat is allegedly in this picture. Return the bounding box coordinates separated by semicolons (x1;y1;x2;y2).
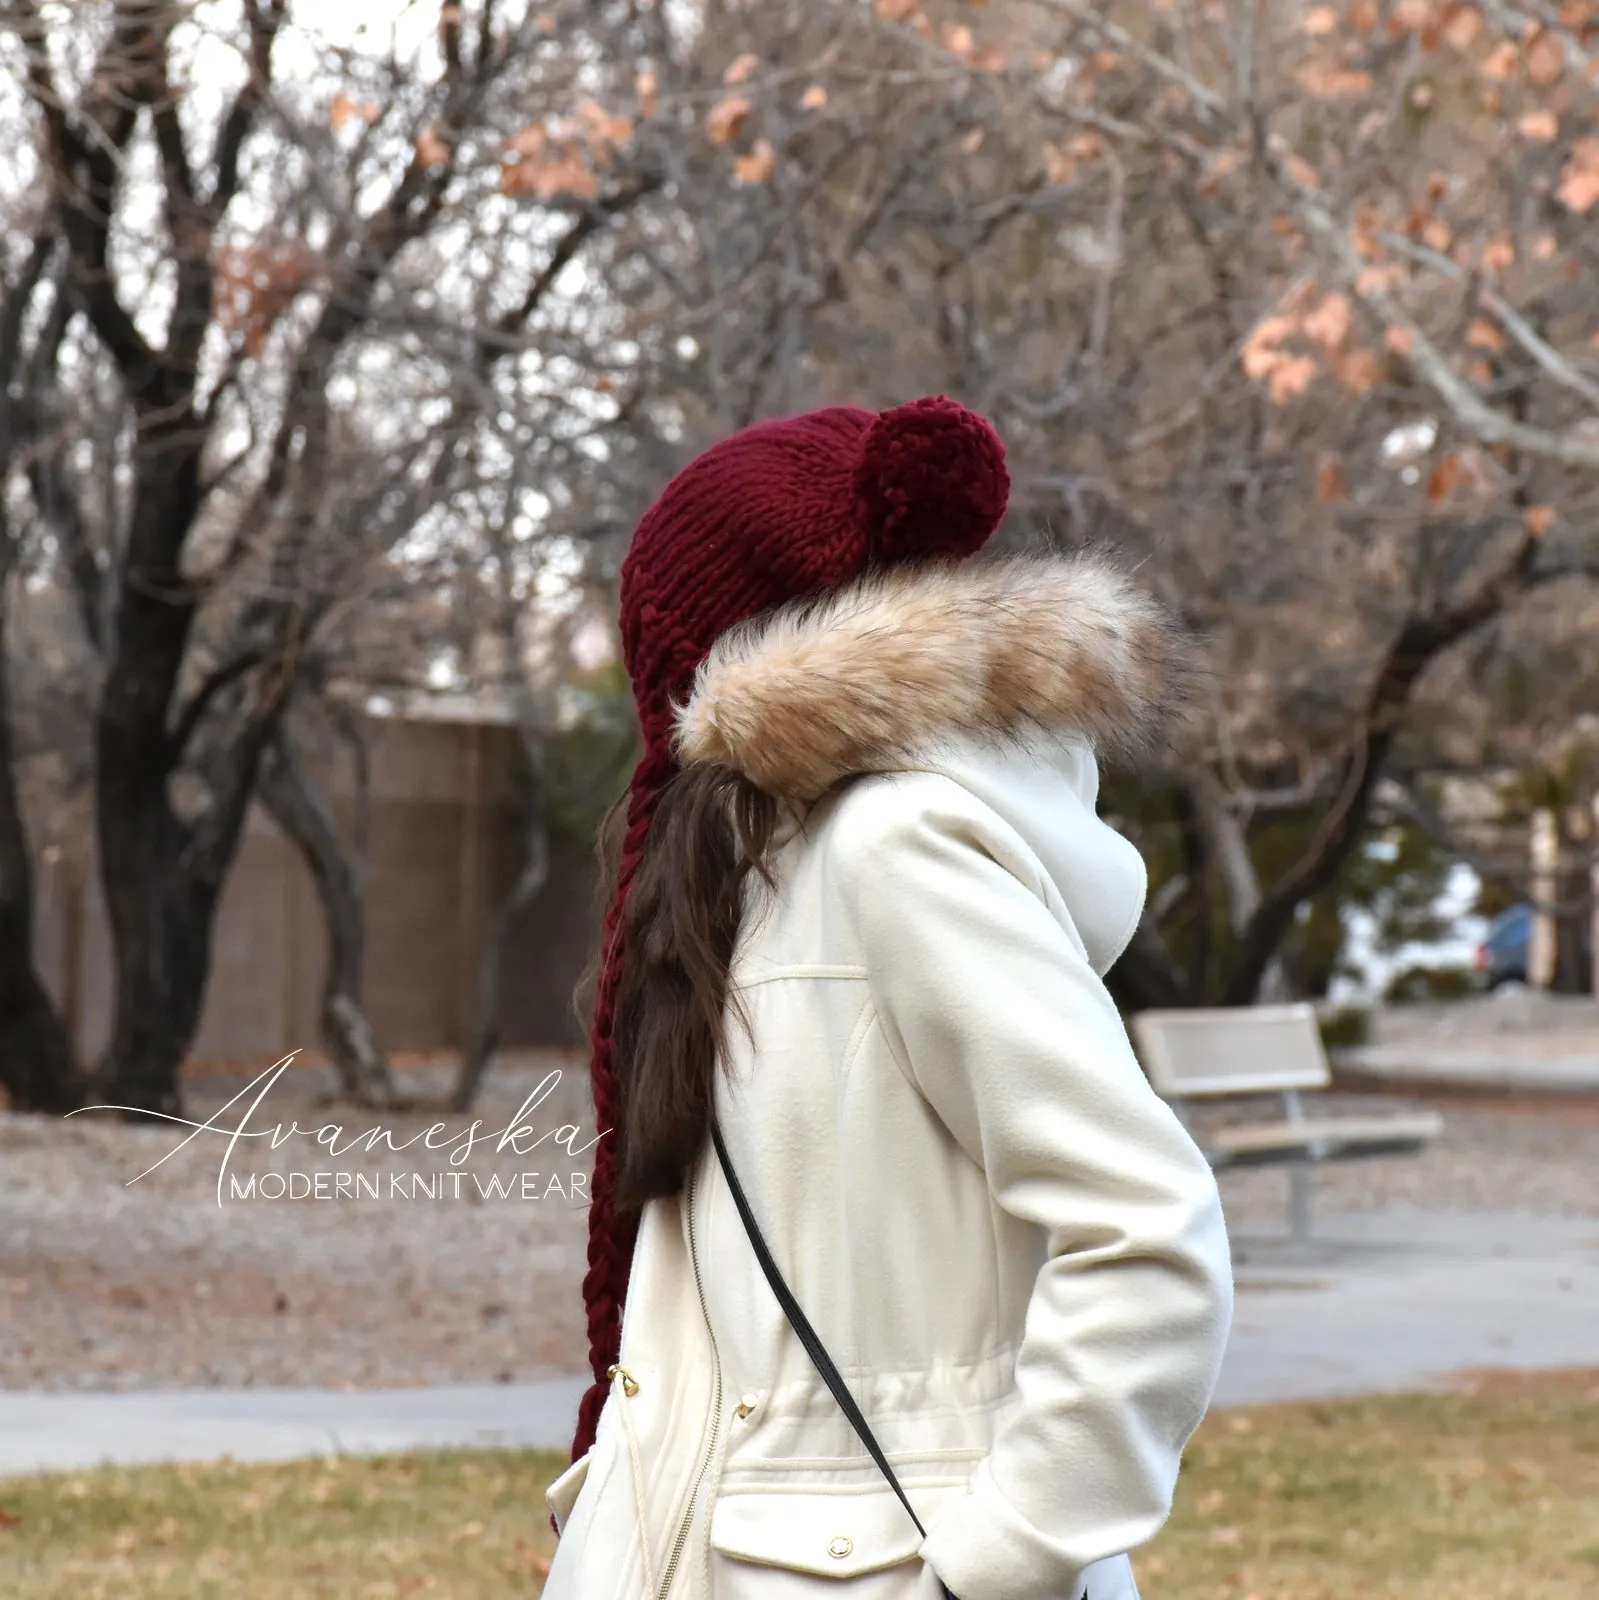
1207;1112;1444;1157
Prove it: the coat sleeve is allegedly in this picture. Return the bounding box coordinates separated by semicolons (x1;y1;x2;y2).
837;775;1234;1600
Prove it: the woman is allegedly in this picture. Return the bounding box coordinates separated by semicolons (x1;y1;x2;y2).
544;396;1233;1600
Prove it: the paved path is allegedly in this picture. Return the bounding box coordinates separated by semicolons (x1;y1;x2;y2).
1216;1208;1599;1406
1336;1044;1599;1094
3;1209;1597;1476
0;1378;590;1475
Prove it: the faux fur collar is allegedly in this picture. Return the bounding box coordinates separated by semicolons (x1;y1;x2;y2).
672;554;1192;802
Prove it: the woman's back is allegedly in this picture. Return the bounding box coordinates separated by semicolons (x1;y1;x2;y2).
544;549;1232;1599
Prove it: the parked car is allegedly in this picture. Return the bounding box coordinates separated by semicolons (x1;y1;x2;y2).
1474;905;1531;989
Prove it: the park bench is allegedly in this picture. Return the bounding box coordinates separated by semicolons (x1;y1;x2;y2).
1130;1002;1445;1242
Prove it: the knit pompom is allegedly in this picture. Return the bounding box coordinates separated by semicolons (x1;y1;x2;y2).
854;395;1010;562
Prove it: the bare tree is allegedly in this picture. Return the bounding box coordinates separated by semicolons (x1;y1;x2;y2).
2;0;652;1112
0;228;78;1110
575;0;1599;1005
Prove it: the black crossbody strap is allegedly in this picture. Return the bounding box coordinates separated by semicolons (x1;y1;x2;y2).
710;1122;926;1540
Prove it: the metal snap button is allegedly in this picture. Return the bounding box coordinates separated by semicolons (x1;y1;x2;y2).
828;1535;853;1559
735;1392;760;1419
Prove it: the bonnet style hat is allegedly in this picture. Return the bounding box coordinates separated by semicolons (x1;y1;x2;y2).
571;396;1010;1462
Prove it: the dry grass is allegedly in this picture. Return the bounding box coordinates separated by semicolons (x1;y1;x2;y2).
0;1449;561;1599
1;1370;1595;1597
1137;1367;1599;1599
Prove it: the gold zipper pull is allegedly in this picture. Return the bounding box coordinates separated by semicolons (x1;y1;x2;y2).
606;1364;640;1397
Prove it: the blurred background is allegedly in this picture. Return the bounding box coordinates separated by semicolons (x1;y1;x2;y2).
0;1;1597;1597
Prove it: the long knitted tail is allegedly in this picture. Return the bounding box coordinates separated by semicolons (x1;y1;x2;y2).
568;755;670;1463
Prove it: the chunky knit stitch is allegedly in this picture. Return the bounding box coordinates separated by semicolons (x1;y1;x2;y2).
570;395;1009;1467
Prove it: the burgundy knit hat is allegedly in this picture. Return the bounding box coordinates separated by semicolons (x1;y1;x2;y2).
570;395;1010;1463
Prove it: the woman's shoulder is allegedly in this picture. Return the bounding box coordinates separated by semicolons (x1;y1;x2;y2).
810;753;1049;897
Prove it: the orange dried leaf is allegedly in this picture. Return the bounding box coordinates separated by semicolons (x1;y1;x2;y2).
1304;5;1338;32
944;23;975;57
1526;30;1565;84
1241;344;1286;380
500;145;597;199
705;94;752;145
331;93;380;130
414;125;450;167
1533;232;1559;259
875;0;916;17
1198;146;1242;195
1558;163;1599;213
1519;108;1560;141
1386;323;1416;354
1285;152;1320;189
1427;451;1465;504
723;51;759;85
1350;0;1380;27
1315;453;1349;502
1423;218;1453;251
1041;143;1077;185
1480;40;1519;78
1356;263;1405;293
1304;291;1353;349
972;44;1008;72
1442;4;1481;49
1295;62;1376;97
1268;353;1318;403
576;97;634;155
1482;234;1516;271
1467;317;1506;352
1246;312;1301;348
1335;346;1383;394
960;127;986;153
1468;356;1496;384
212;242;316;355
732;138;777;185
799;82;828;111
1523;503;1557;535
507;122;546;157
636;68;659;117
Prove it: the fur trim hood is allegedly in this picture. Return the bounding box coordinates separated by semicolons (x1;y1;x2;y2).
672;553;1193;802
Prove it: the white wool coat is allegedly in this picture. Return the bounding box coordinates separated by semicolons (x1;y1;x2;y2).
543;556;1234;1600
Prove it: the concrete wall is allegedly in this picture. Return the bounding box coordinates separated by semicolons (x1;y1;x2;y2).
32;715;601;1067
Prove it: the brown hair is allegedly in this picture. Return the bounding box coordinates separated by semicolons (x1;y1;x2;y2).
579;762;784;1209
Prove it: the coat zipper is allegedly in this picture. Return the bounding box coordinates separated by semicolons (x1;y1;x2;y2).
656;1164;725;1600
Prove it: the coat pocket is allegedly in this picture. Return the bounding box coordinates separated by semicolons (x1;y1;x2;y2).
545;1450;592;1536
711;1486;931;1588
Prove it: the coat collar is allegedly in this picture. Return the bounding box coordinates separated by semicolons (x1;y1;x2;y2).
672;552;1191;801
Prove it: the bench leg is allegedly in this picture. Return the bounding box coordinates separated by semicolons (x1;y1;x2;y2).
1288;1163;1313;1244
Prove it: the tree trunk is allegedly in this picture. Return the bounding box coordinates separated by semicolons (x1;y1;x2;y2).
451;771;550;1120
96;807;219;1116
94;447;209;1116
257;729;394;1109
0;578;80;1113
450;815;550;1114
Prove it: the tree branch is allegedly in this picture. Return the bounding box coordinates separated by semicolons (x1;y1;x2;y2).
1267;147;1599;470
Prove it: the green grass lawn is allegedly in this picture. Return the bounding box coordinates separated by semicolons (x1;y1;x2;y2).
2;1368;1595;1598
